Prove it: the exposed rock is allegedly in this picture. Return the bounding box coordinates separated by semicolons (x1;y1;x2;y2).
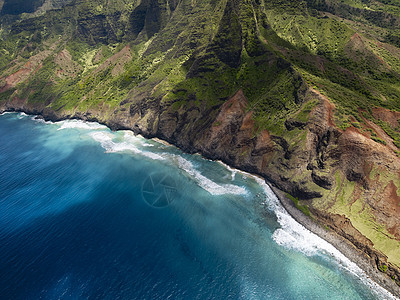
311;170;332;189
284;118;307;130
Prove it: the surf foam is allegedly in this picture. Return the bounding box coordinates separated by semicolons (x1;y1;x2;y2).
17;112;28;119
251;176;398;300
56;119;107;131
172;155;247;196
216;160;238;181
87;128;247;196
89;131;166;161
7;112;398;298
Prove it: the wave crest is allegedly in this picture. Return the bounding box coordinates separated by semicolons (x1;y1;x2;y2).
56;119;107;131
89;131;166;160
173;155;247;196
252;177;397;300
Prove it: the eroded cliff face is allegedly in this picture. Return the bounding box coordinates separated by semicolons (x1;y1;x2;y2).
1;0;400;290
193;88;400;284
3;81;400;287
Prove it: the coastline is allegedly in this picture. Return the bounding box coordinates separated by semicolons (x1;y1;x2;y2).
271;185;400;298
1;109;399;298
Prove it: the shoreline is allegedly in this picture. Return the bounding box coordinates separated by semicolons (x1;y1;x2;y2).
271;185;400;298
1;109;399;298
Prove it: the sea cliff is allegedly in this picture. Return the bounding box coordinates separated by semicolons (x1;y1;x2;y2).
1;0;400;294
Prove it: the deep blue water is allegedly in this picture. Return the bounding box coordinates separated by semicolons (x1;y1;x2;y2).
0;112;395;299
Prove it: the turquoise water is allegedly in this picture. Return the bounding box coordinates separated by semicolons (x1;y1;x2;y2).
0;112;395;299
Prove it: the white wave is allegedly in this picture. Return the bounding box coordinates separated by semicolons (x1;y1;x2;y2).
32;117;46;124
17;112;28;119
56;119;107;131
216;160;238;181
172;155;247;196
89;131;166;160
7;112;397;298
152;137;173;147
88;131;246;195
251;176;398;300
89;131;117;150
121;131;154;147
0;111;13;116
141;151;166;160
52;121;163;160
30;116;53;124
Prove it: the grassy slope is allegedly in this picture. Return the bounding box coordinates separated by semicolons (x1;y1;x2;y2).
263;1;400;267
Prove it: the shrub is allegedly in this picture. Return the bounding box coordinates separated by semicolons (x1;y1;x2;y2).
378;264;388;273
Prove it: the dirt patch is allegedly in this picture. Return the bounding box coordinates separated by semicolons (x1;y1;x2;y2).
345;33;389;71
211;89;247;129
207;89;249;144
359;112;399;153
240;111;255;130
55;49;82;79
93;46;132;77
381;181;400;239
310;89;336;128
372;107;400;129
0;50;52;89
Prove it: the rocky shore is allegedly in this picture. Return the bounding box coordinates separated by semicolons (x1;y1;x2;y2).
1;103;399;298
271;185;400;298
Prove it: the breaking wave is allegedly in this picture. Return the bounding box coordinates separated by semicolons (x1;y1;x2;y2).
170;155;248;196
88;131;165;161
252;176;398;300
54;119;250;196
2;113;396;299
56;119;107;131
87;131;248;196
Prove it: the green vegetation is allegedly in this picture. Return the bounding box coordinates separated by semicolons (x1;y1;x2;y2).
375;119;400;148
379;264;388;273
286;193;312;217
371;135;387;145
1;0;399;137
318;170;400;267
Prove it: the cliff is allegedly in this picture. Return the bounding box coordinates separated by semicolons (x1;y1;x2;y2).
1;0;400;293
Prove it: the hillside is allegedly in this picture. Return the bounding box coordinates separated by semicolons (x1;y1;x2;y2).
0;0;400;291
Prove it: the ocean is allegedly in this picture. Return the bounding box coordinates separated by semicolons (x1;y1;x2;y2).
0;112;396;299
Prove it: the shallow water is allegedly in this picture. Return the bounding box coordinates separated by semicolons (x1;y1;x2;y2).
0;112;395;299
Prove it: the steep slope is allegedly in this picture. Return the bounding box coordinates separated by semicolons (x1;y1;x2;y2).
0;0;400;291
